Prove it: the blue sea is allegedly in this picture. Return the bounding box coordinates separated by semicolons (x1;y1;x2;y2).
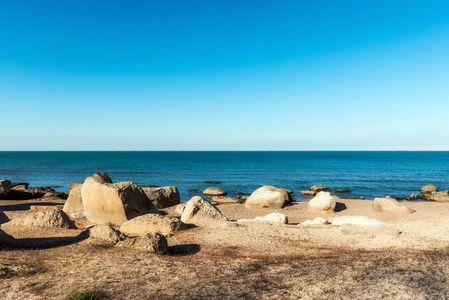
1;151;448;202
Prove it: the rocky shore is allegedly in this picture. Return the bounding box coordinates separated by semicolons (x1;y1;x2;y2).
1;175;449;299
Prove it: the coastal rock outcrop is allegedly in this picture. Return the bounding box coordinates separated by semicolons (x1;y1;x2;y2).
141;186;180;209
203;187;227;196
6;210;76;229
425;190;449;202
81;176;159;226
421;184;438;194
181;196;228;223
0;180;12;198
120;214;185;236
372;197;414;214
244;186;288;209
115;233;168;254
307;192;337;215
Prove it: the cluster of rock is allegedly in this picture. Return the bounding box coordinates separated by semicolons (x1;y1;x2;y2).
0;180;66;200
419;184;449;202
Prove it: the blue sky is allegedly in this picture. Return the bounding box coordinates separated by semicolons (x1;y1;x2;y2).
1;1;449;150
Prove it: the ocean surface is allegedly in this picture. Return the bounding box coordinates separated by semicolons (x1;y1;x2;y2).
1;151;448;202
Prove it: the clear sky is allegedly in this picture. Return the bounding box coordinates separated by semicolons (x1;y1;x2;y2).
1;1;449;150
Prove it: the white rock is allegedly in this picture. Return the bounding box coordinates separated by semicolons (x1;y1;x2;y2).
301;217;329;225
307;191;337;215
237;212;288;224
330;216;384;227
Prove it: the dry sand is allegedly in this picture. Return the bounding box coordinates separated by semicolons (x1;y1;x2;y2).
1;197;449;299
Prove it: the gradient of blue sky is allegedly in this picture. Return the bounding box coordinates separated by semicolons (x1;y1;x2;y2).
1;0;449;150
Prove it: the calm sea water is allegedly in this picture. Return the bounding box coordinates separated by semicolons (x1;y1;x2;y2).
0;151;448;202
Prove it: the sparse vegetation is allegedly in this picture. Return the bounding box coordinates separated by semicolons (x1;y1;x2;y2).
68;291;106;300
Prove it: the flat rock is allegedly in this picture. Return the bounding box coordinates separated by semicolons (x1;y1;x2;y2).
115;233;168;254
82;176;159;226
120;214;185;236
300;190;317;196
330;216;384;227
426;191;449;202
372;197;414;214
181;196;228;223
141;186;180;209
309;185;328;192
307;192;337;215
330;189;351;193
6;210;76;229
211;196;239;204
203;187;227;196
238;212;288;224
301;217;329;225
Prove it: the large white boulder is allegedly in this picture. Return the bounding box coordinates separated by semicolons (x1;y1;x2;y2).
307;192;337;215
181;196;228;223
82;177;159;226
373;197;414;214
245;186;287;209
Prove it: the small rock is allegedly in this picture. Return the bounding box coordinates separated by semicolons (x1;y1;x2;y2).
115;233;168;254
181;196;228;223
301;217;329;225
309;185;328;192
211;196;239;204
300;190;317;196
373;197;414;214
330;216;384;227
89;224;126;244
203;187;227;196
330;189;351;193
70;212;86;219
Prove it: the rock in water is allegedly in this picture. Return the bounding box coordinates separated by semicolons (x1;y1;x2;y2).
421;184;438;194
307;191;337;215
372;197;414;214
0;180;12;198
7;210;76;229
181;196;228;223
63;186;84;214
203;187;227;196
89;224;126;244
141;186;180;209
0;208;9;224
120;214;185;236
245;186;287;209
82;177;159;226
116;233;168;254
309;185;328;192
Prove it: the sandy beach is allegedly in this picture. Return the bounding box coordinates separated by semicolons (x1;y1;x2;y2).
1;194;449;299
